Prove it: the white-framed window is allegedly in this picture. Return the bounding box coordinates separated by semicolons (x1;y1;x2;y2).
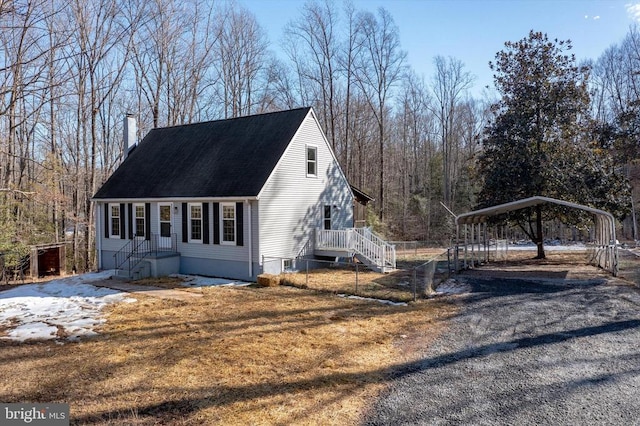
109;203;121;238
283;258;293;272
134;203;145;237
323;205;332;230
221;203;236;244
306;145;317;177
189;203;203;242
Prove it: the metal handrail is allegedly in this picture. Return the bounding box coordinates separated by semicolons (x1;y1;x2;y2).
113;233;177;276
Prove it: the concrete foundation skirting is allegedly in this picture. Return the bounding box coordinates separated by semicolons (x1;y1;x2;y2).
135;253;180;278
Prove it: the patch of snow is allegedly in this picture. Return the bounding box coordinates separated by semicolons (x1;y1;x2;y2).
507;243;588;252
436;279;472;295
168;274;251;287
337;293;408;306
0;271;135;342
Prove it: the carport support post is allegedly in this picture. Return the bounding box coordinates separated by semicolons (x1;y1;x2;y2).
478;223;482;264
470;223;475;269
482;223;487;263
463;224;468;269
455;224;459;273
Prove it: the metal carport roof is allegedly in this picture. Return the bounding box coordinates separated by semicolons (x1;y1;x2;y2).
456;196;616;226
455;196;618;275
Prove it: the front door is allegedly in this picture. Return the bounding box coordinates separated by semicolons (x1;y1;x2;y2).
158;203;173;249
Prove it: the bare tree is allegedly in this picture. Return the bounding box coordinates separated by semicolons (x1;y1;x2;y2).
214;2;269;118
283;0;339;149
337;0;363;180
66;0;134;270
0;0;55;251
431;55;474;211
129;0;187;129
353;7;406;220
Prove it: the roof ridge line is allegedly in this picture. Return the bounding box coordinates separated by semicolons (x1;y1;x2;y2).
149;107;312;131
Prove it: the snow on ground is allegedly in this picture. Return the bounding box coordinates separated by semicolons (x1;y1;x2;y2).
169;274;251;287
435;279;472;295
337;294;408;306
506;242;588;251
0;271;135;342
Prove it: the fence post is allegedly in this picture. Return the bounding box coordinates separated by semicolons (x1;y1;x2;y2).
355;262;359;294
412;267;417;302
306;259;309;288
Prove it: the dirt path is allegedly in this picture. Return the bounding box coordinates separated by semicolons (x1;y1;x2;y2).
363;262;640;425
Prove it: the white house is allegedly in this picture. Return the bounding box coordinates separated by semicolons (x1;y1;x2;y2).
92;107;394;281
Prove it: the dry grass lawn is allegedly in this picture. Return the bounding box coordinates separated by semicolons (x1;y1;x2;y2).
280;249;451;303
280;268;419;302
0;284;455;425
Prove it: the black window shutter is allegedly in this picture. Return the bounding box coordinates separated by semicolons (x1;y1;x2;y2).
213;202;220;244
104;203;109;238
182;203;188;243
236;202;244;246
119;203;126;239
145;203;151;240
203;202;210;244
127;203;133;239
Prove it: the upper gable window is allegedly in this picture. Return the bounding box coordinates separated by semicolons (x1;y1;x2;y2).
306;145;317;177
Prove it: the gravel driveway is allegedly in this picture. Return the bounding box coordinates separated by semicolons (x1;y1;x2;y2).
364;272;640;425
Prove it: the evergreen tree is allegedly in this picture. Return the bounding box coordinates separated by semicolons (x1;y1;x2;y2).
478;31;630;258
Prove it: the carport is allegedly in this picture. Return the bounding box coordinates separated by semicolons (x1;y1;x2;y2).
455;196;618;276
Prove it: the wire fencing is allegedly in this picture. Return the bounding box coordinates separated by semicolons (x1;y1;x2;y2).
262;248;452;302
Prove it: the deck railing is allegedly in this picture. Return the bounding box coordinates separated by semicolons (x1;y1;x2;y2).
352;227;396;270
315;227;396;271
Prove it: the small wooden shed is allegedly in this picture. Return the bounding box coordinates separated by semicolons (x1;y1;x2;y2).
351;185;375;228
30;243;67;277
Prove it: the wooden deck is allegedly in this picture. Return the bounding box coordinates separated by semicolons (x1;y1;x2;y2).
314;228;396;273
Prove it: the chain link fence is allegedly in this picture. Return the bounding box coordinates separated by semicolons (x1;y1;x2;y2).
262;248;452;302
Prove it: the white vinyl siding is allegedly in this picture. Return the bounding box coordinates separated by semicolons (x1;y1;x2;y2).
172;200;254;265
259;113;353;260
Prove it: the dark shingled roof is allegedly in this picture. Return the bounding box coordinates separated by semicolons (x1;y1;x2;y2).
94;107;312;199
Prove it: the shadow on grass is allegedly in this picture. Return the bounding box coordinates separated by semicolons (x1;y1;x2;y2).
68;318;640;424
